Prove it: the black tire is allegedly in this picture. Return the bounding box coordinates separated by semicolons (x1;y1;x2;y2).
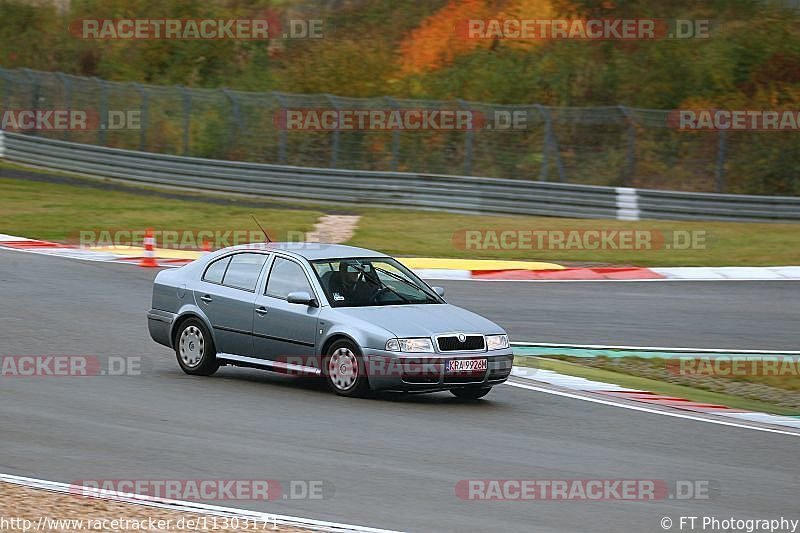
174;318;219;376
450;386;492;400
322;339;370;397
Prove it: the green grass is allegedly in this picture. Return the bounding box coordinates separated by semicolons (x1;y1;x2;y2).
0;173;323;244
351;208;800;266
515;357;799;416
2;161;800;266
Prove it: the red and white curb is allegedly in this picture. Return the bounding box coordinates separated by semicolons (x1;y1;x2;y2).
0;234;192;267
422;267;800;281
2;234;799;281
652;266;800;280
509;366;800;433
0;473;399;533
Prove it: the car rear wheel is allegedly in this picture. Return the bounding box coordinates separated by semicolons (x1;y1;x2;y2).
175;318;219;376
323;339;369;397
450;386;492;400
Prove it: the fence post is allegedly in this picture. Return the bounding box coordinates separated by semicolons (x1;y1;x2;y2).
325;94;340;169
535;105;566;182
57;73;72;141
222;89;242;157
0;68;11;122
533;105;549;180
273;92;287;164
178;85;191;155
457;99;474;176
132;83;149;151
385;96;400;171
618;105;636;187
716;128;727;193
22;69;39;136
94;77;108;145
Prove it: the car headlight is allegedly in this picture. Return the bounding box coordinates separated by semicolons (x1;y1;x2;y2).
385;338;434;353
485;334;509;351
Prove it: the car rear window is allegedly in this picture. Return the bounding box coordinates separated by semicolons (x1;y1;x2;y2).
223;253;268;291
202;256;231;284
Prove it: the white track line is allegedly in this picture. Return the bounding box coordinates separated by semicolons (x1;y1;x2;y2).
512;341;799;355
504;381;800;437
0;474;400;533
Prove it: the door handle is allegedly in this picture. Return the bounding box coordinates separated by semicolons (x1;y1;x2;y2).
200;294;213;303
255;306;269;316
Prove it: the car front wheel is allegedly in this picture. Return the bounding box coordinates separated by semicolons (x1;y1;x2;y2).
323;339;370;397
175;318;219;376
450;386;492;400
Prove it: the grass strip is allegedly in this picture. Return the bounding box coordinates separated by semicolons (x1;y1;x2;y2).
515;356;799;416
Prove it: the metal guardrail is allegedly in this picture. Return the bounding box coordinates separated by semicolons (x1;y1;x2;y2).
2;131;800;222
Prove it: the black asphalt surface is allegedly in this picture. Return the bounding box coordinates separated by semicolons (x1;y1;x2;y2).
0;249;798;532
440;279;800;351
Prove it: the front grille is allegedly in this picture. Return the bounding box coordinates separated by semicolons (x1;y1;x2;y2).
437;335;485;352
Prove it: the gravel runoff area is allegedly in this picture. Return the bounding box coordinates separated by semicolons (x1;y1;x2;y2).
305;215;361;244
0;482;314;533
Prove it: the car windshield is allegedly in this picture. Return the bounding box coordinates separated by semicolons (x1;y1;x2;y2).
311;257;442;308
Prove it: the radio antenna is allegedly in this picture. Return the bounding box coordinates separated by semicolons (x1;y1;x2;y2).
251;214;272;243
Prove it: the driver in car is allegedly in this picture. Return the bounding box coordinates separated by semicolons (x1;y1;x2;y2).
328;261;376;306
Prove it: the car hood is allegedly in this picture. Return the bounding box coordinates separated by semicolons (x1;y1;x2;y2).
333;304;505;338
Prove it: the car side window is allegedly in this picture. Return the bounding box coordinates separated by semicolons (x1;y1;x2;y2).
266;257;313;299
221;253;268;292
202;256;231;284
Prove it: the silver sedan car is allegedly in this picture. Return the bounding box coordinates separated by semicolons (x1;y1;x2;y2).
147;243;514;399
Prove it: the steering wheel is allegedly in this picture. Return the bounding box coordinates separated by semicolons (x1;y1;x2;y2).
371;286;393;304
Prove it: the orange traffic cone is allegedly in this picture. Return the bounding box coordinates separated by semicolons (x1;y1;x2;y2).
202;238;212;254
139;228;159;268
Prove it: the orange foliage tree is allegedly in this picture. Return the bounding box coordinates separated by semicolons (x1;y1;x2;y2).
398;0;557;75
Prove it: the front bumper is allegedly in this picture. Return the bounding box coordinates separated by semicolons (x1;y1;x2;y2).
147;309;176;348
362;349;514;392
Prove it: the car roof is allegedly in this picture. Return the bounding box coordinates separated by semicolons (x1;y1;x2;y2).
226;242;389;261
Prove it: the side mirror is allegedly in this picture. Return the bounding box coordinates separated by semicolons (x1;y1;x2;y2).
287;291;317;307
432;286;445;297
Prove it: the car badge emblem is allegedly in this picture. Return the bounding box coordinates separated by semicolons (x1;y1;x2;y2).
458;333;466;342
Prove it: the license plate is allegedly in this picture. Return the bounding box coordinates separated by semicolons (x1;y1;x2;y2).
447;358;488;373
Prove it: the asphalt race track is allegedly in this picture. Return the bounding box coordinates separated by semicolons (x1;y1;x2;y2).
444;279;800;351
1;248;798;532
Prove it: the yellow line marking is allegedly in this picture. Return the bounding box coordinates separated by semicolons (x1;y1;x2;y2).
398;258;564;271
90;247;565;270
89;245;203;260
